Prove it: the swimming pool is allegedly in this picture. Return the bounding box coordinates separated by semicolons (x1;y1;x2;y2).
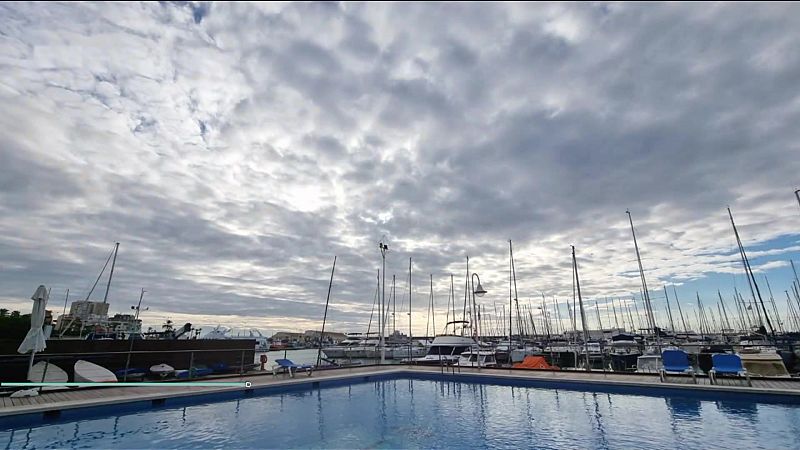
2;374;800;449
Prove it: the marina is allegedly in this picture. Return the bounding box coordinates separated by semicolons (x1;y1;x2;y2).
2;1;800;448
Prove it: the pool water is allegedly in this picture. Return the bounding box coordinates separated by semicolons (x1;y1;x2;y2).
3;378;800;449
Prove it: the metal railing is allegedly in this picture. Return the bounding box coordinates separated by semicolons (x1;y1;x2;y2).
0;347;258;387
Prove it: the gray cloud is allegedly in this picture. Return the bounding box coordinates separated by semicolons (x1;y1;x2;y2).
1;2;799;334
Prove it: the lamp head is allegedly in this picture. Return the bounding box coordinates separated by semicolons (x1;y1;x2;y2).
474;283;487;297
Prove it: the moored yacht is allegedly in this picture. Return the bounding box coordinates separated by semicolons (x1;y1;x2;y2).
609;333;642;372
322;334;368;359
411;335;476;365
455;349;497;367
202;326;270;352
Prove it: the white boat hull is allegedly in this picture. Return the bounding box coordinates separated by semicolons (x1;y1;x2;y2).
150;364;175;377
74;360;117;383
28;361;68;390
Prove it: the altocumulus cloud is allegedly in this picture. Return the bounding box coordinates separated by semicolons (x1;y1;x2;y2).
0;2;799;333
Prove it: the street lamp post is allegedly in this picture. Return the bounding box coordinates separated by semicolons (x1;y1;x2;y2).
379;242;388;364
470;271;487;369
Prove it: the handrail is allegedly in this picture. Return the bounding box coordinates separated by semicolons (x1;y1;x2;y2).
0;348;257;358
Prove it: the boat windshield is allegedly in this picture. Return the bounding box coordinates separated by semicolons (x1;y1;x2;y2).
427;345;471;356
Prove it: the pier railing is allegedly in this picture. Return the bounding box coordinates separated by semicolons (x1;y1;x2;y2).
0;346;259;387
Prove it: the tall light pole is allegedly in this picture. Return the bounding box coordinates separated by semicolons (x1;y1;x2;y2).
470;272;487;369
379;241;388;364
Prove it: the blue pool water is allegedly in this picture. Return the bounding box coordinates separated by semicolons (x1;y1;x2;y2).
3;375;800;449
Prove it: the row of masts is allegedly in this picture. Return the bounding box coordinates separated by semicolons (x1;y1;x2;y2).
367;191;800;345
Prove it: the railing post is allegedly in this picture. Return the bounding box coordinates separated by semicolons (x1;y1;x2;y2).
40;358;50;386
188;351;194;380
240;349;245;375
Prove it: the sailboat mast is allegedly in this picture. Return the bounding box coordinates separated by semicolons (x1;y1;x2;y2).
764;276;783;333
663;286;676;332
511;244;525;339
595;301;603;331
408;257;412;359
572;246;591;370
509;240;513;341
102;242;120;303
463;256;469;337
717;290;732;332
626;211;660;351
62;289;70;317
728;207;775;336
391;275;396;334
450;274;456;334
672;286;688;333
429;274;435;339
316;256;336;366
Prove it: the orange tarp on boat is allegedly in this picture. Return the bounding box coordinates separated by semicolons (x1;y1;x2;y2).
512;356;559;370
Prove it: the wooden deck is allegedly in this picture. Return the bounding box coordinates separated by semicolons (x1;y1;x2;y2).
2;365;799;418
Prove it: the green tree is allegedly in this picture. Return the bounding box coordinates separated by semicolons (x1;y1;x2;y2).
0;308;8;317
10;310;20;318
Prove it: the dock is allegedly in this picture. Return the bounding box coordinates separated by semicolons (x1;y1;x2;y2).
2;365;800;419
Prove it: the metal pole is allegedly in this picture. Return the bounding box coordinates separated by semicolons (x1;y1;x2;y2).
728;208;775;337
408;257;412;361
595;301;603;332
509;240;513;344
380;242;387;363
124;288;146;381
463;257;469;337
626;210;660;352
103;242;120;303
764;276;784;333
316;256;336;367
62;289;69;318
672;286;688;333
791;260;800;297
188;351;194;380
612;298;623;330
572;246;591;371
663;286;676;333
451;275;456;334
717;289;731;330
787;291;800;332
430;275;435;341
470;272;484;369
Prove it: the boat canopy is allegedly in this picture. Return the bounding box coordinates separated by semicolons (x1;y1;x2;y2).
513;356;559;370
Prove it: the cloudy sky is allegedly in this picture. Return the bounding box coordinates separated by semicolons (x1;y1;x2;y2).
1;2;799;337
